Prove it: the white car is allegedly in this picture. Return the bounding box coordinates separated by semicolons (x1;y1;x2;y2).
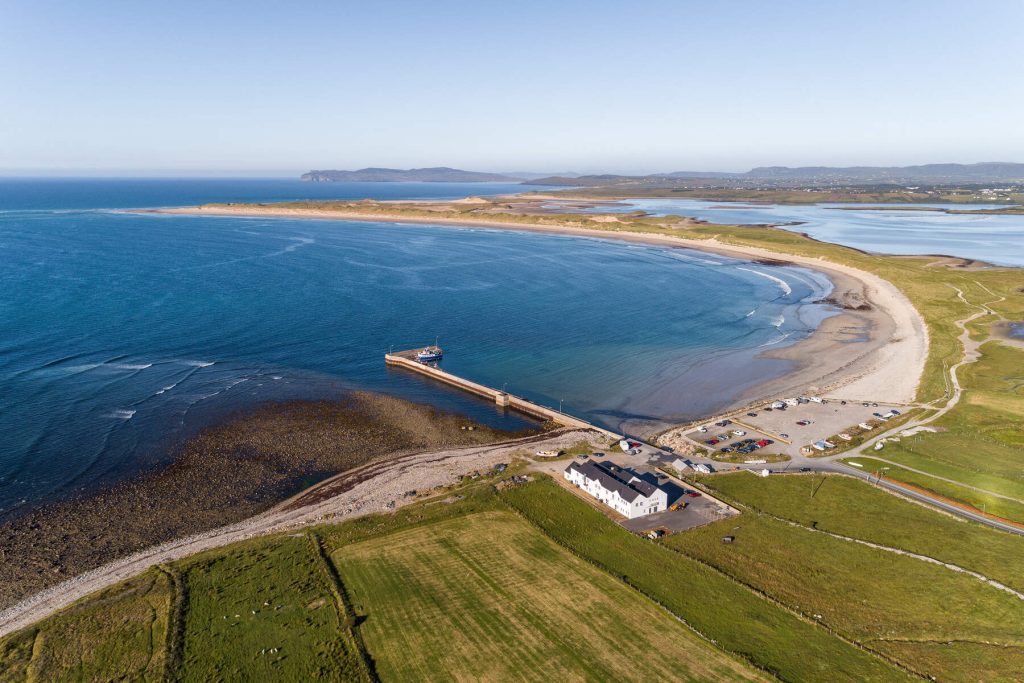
732;430;746;436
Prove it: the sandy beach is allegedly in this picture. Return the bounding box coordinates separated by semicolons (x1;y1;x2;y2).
0;201;931;639
148;204;929;407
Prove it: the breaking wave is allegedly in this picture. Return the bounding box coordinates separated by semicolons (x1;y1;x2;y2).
737;267;793;296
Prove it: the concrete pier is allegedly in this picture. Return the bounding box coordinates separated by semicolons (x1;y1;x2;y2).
385;349;619;438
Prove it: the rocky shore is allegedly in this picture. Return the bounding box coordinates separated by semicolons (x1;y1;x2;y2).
0;392;538;610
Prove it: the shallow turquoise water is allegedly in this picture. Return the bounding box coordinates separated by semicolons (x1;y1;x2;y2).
0;180;833;515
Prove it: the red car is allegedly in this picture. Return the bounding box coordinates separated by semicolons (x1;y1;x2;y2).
756;439;770;447
686;491;701;498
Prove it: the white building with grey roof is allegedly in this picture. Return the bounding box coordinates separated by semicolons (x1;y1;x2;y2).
564;460;668;519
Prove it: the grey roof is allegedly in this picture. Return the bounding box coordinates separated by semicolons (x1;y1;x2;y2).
566;460;660;503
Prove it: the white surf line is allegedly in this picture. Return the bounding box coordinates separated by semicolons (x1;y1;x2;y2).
772;515;1024;601
736;267;793;296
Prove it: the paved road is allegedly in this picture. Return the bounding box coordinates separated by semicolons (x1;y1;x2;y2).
647;283;1024;537
645;444;1024;537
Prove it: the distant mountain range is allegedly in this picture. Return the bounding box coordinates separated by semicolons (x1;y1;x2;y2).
530;163;1024;186
301;167;520;183
301;163;1024;186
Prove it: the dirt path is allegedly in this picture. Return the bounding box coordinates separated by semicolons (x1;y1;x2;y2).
814;283;1020;513
0;429;596;639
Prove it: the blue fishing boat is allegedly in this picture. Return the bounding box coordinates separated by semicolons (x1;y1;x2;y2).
416;342;443;362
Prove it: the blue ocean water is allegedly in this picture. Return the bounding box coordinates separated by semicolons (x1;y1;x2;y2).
567;198;1024;267
0;179;833;515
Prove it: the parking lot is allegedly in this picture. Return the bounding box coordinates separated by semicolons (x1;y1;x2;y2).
687;399;901;459
620;488;737;534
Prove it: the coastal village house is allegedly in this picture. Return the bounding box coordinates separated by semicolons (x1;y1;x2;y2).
564;460;668;519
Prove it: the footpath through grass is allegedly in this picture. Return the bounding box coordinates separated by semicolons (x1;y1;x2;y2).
870;342;1024;517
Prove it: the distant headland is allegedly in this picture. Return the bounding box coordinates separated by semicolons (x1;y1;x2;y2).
301;167;522;183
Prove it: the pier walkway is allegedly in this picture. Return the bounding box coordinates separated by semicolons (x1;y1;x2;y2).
385;349;620;439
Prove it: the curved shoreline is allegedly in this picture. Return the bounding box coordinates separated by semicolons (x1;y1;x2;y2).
0;204;930;640
143;204;928;407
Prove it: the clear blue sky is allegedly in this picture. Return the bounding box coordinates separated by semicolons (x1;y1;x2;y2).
2;0;1022;175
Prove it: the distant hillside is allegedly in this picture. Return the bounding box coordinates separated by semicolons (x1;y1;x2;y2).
530;162;1024;187
743;162;1024;183
301;167;522;183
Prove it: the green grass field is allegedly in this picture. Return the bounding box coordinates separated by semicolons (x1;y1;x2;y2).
701;472;1024;594
498;478;911;681
178;534;368;681
7;474;1024;681
0;570;172;682
334;510;764;682
867;342;1024;513
843;455;1024;522
664;514;1024;681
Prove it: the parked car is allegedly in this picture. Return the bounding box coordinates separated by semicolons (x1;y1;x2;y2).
732;430;746;436
747;412;758;417
779;433;789;439
687;491;702;497
720;447;733;453
796;420;811;426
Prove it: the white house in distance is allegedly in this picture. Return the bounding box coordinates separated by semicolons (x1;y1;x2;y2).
564;460;668;519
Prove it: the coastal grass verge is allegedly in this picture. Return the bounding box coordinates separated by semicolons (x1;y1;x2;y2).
865;341;1024;508
331;510;762;682
699;472;1024;595
663;514;1024;682
842;456;1024;524
0;569;172;682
